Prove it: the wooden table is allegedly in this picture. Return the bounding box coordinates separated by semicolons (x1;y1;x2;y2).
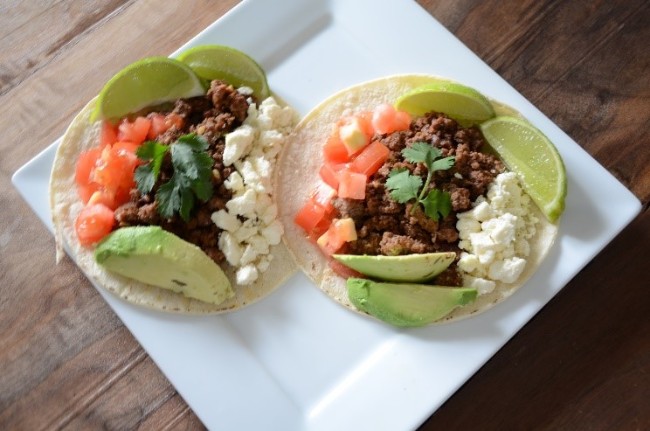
1;1;648;429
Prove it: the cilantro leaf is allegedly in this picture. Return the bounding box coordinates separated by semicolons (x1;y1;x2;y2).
171;137;214;206
179;188;195;222
420;189;452;221
135;141;169;194
156;177;180;220
431;156;455;172
386;141;457;221
402;142;441;166
141;134;214;222
386;169;422;204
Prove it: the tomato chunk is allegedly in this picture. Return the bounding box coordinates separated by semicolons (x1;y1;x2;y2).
338;170;367;199
75;203;115;246
93;145;138;191
295;198;328;234
349;141;390;176
394;110;411;131
100;122;118;148
117;116;151;145
319;162;345;190
113;141;140;157
356;111;375;138
312;182;337;213
339;117;370;156
371;104;411;135
75;147;102;187
147;113;169;140
78;183;100;204
317;218;357;255
323;134;350;164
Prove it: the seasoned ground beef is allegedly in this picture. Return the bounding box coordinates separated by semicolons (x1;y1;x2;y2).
335;112;504;286
114;80;249;264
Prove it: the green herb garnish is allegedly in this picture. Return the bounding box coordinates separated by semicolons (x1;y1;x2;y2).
135;141;169;195
135;134;214;222
385;142;455;221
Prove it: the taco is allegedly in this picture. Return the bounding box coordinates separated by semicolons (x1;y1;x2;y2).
50;50;298;314
275;75;562;326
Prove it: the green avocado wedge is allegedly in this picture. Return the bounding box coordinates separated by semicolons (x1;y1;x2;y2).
94;226;234;305
347;278;477;327
333;252;456;283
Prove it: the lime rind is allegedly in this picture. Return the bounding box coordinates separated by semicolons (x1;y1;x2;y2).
394;81;495;123
480;116;567;222
92;57;205;122
177;45;270;100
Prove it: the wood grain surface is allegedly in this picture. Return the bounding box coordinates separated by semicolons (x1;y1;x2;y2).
1;0;648;430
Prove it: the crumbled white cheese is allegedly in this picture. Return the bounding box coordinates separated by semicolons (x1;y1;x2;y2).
456;172;538;293
218;232;243;267
464;274;496;295
224;171;244;192
213;96;297;285
211;209;241;233
223;124;255;166
236;264;259;285
226;189;257;217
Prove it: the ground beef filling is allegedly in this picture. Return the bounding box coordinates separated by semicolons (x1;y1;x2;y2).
114;80;251;264
335;112;505;286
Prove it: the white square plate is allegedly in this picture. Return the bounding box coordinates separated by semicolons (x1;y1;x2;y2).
12;0;641;429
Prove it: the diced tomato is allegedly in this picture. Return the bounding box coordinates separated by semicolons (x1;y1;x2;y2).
323;133;350;164
328;258;365;279
307;216;333;241
356;111;375;138
75;203;115;246
117;116;151;145
372;104;410;135
78;182;101;204
339;117;370;156
93;145;138;191
316;230;342;255
147;113;168;140
333;218;357;242
319;162;346;190
349;141;390;177
100;122;118;148
75;147;102;187
312;182;337;213
337;170;367;200
113;141;140;157
87;186;131;210
87;190;116;209
316;218;357;256
372;103;398;134
294;198;328;234
394;110;411;131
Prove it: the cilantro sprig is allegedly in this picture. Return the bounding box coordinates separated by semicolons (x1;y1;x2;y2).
385;142;455;221
135;134;214;222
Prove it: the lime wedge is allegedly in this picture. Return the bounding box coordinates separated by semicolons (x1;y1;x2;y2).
394;81;495;123
480;116;566;222
92;57;205;122
177;45;270;100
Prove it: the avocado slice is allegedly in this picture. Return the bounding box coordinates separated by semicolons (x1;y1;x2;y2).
94;226;234;305
333;252;456;283
347;278;477;327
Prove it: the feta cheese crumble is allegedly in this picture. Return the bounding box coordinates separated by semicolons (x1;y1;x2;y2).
212;90;297;285
456;172;539;295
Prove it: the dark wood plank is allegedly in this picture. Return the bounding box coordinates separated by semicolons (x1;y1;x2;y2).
0;0;131;96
